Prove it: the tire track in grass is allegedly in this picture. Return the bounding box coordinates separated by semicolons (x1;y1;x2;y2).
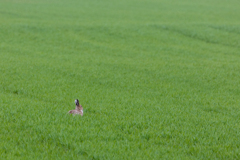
150;24;240;49
209;25;240;35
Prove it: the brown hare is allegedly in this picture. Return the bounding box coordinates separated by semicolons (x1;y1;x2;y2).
69;99;83;116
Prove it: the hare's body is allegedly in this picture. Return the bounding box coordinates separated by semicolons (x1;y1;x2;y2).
69;99;83;116
69;109;83;115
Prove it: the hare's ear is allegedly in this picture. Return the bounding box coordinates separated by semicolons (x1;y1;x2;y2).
75;99;79;106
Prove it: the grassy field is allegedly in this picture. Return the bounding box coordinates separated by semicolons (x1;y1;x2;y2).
1;0;240;159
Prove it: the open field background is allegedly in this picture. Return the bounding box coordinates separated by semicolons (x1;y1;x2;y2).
1;0;240;159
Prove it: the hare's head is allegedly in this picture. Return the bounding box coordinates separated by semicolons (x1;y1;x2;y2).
75;99;79;106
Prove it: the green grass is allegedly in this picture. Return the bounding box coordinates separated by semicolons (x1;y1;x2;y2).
1;0;240;159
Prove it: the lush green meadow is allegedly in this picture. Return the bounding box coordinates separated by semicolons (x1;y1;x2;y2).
1;0;240;159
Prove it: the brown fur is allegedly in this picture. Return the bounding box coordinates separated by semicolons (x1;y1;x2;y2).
69;100;83;116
